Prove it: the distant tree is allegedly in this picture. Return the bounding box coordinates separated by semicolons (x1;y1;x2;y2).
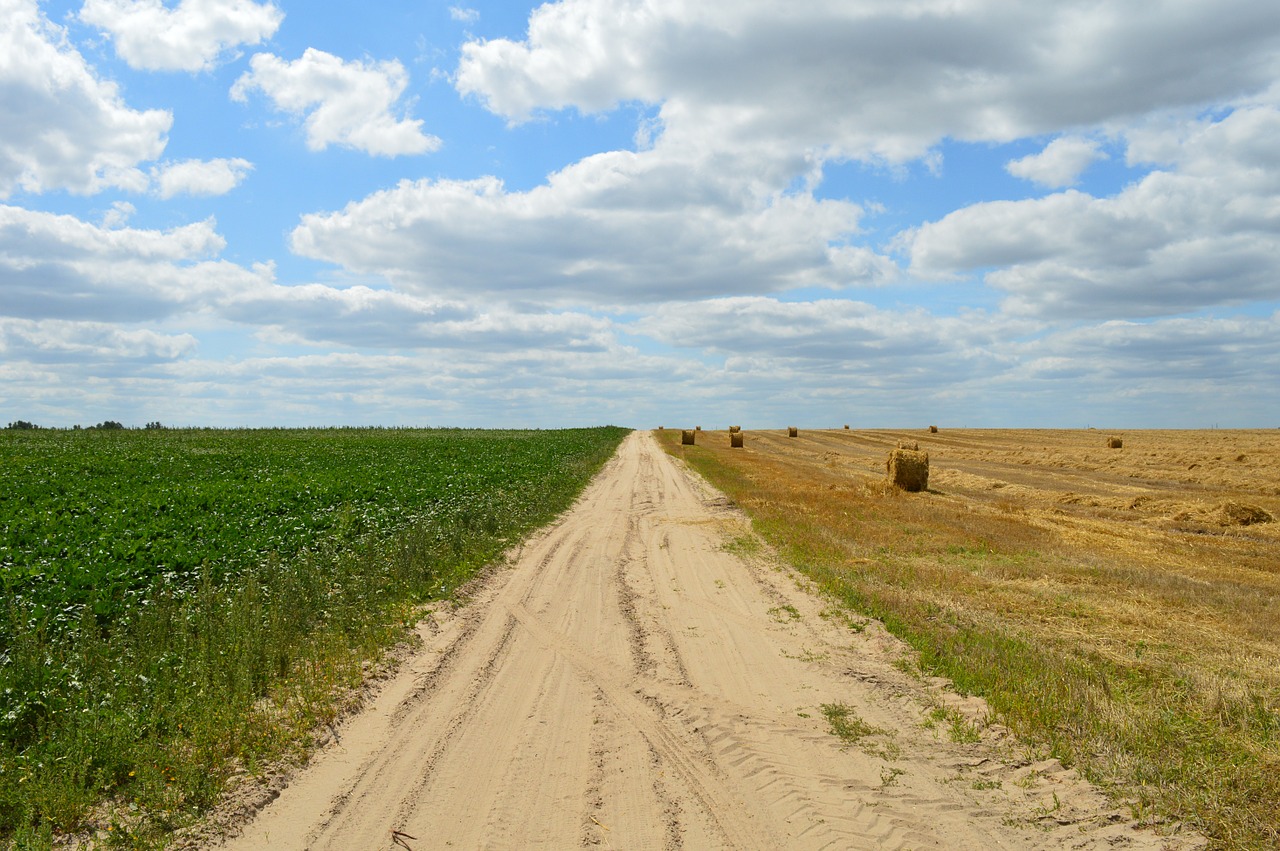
5;420;39;430
92;420;125;430
144;421;164;430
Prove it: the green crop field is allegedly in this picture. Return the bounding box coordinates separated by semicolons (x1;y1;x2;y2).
0;426;628;848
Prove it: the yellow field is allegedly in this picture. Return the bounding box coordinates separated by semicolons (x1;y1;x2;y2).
659;427;1280;849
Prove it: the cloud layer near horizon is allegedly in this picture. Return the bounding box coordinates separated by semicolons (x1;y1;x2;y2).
2;0;1280;428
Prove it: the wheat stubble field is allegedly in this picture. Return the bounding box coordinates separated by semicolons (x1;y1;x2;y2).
659;427;1280;849
203;431;1217;851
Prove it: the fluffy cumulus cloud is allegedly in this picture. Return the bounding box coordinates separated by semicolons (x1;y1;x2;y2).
0;0;170;197
231;49;440;156
0;203;259;322
907;106;1280;318
296;0;1280;315
79;0;283;72
290;149;893;304
456;0;1280;162
1006;137;1107;187
151;157;253;198
0;202;614;364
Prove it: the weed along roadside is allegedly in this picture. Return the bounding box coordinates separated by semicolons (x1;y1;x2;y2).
655;426;1280;850
0;426;629;849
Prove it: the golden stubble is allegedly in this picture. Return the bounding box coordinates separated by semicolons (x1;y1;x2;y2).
661;427;1280;848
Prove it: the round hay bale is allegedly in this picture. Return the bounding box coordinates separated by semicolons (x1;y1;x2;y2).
1107;437;1123;449
729;425;741;433
681;429;696;446
788;426;798;438
730;432;744;448
844;424;850;429
929;425;938;433
896;439;919;451
1219;501;1273;526
887;448;929;492
695;425;702;431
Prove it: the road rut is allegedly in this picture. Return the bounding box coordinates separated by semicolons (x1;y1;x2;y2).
212;432;1201;850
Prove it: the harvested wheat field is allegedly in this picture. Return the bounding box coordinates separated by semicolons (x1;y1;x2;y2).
661;427;1280;850
200;432;1206;851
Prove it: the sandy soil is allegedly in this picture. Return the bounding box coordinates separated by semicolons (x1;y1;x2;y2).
206;432;1202;850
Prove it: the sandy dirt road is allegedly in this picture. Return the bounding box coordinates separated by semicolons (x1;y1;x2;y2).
212;432;1200;850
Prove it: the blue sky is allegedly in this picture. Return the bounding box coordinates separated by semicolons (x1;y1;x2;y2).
3;0;1279;429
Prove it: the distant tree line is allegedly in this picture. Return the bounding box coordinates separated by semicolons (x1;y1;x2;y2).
4;420;167;431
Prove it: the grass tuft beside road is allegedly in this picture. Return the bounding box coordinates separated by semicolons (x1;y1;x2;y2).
658;427;1280;850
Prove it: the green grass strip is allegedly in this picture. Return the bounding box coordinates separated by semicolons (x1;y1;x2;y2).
0;426;628;848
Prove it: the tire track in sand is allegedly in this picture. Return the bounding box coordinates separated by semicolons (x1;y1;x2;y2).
209;432;1203;851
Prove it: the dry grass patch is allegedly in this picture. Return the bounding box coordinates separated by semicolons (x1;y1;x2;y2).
656;427;1280;850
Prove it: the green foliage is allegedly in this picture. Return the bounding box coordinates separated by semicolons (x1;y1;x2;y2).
0;426;628;846
820;702;885;744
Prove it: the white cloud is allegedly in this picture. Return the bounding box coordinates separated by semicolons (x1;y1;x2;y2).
907;105;1280;318
456;0;1280;166
0;0;170;197
151;157;252;198
290;148;893;304
0;318;197;362
0;204;264;322
231;48;441;156
79;0;283;72
634;297;1031;408
0;204;614;358
220;283;616;352
102;200;136;228
1006;136;1107;187
449;6;479;24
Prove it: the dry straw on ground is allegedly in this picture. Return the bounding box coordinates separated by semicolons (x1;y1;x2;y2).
658;426;1280;847
681;430;695;446
897;439;920;451
788;427;798;438
887;448;930;492
1219;501;1274;526
730;432;744;448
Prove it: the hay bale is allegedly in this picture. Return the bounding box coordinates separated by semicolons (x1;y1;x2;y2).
730;432;744;448
695;425;702;431
844;424;850;429
929;425;938;433
681;429;696;446
788;426;798;437
729;425;741;433
887;448;929;492
896;439;919;451
1107;437;1123;449
657;426;664;430
1219;501;1273;526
